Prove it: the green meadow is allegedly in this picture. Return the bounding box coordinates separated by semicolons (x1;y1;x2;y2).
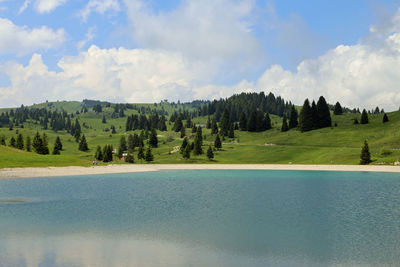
1;101;400;168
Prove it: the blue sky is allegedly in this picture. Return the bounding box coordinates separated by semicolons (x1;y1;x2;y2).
1;0;400;110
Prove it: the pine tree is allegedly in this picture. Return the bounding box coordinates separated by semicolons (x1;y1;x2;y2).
102;115;106;124
206;116;211;129
0;136;6;146
289;105;298;129
281;116;289;132
95;145;103;160
103;144;113;162
193;127;203;155
360;140;371;165
173;115;183;132
211;118;218;135
333;102;343;115
52;141;60;155
228;123;234;138
119;135;127;151
239;111;247;131
117;144;123;158
41;133;49;154
214;134;222;150
145;146;154;162
311;101;319;129
316;96;332;128
247;110;257;132
180;126;186;138
54;136;62;151
182;143;191;159
360;109;369;124
264;113;272;130
186;117;192;128
383;113;389;123
299;99;314;132
220;108;231;136
79;134;89;151
16;133;24;150
9;136;16;147
192;124;197;133
25;136;31;152
207;146;214;160
128;134;135;151
148;128;158;148
125;152;134;163
180;137;188;154
137;145;145;160
32;132;42;153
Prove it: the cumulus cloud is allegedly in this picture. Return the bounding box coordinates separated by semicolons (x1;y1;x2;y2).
123;0;260;63
79;0;120;22
0;18;66;56
19;0;66;14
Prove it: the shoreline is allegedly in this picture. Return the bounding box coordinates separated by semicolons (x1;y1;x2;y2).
1;164;400;179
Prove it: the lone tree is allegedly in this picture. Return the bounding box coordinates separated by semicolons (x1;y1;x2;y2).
145;146;154;162
79;134;89;151
360;140;372;165
360;109;369;124
193;127;203;155
54;136;63;151
214;134;222;150
52;142;60;155
281;116;289;132
149;128;158;148
333;102;343;115
383;113;389;123
206;146;214;160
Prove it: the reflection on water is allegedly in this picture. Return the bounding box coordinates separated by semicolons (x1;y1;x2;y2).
0;170;400;267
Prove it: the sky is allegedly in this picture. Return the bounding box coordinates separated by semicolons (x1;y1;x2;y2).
1;0;400;110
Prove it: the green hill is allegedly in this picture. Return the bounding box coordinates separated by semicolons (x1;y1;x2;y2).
0;98;399;168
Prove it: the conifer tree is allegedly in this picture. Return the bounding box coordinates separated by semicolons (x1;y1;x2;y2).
145;146;154;162
264;113;272;130
192;124;197;133
360;140;371;165
79;134;89;151
299;99;314;132
52;141;60;155
333;102;343;115
16;133;24;150
119;135;127;151
117;144;123;158
281;116;289;132
54;136;62;151
125;151;134;163
180;137;188;154
228;123;234;138
103;145;113;162
137;145;145;160
207;146;214;160
316;96;332;128
0;135;6;146
206;116;211;129
32;132;43;153
360;109;369;124
220;108;231;136
180;126;186;138
102;115;106;124
193;127;203;155
289;105;298;129
211;118;219;135
182;143;191;159
95;145;103;160
149;128;158;148
128;134;135;151
383;113;389;123
9;137;16;147
25;136;31;152
173;115;183;132
214;134;222;150
247;110;257;132
311;101;319;129
239;111;247;131
41;133;49;154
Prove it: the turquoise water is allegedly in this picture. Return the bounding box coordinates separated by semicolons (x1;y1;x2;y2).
0;170;400;267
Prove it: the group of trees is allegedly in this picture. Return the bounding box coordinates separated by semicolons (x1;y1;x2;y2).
299;97;332;132
179;127;218;161
125;114;167;132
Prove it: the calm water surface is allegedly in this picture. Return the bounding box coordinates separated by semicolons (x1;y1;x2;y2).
0;170;400;267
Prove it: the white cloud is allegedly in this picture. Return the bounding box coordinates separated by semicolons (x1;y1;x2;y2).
79;0;120;22
123;0;260;63
77;27;96;50
18;0;66;14
0;18;66;56
18;0;30;14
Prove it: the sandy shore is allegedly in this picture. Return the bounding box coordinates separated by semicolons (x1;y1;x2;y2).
0;164;400;179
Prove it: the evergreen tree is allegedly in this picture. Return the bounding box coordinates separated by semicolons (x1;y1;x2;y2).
9;136;16;147
206;116;211;129
54;136;62;151
137;145;145;160
25;136;31;152
41;133;49;154
32;132;42;153
220;108;231;136
383;113;389;123
228;123;234;138
119;135;127;151
145;146;154;162
311;101;319;129
281;116;289;132
95;145;103;160
103;145;113;162
128;134;135;151
182;143;191;159
16;133;24;149
102;115;106;124
117;143;123;158
299;99;314;132
180;126;186;138
125;151;135;163
333;102;343;115
211;118;218;135
52;141;60;155
206;146;214;160
360;140;371;165
316;96;332;128
247;110;258;132
193;127;203;155
360;109;369;124
0;136;6;146
239;111;247;131
289;105;298;129
353;118;359;125
214;134;222;150
111;125;116;134
78;134;89;151
149;128;158;148
173;115;183;132
192;124;197;133
264;113;272;130
186;117;192;128
180;137;189;154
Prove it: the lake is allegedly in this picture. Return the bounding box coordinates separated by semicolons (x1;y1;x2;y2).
0;170;400;267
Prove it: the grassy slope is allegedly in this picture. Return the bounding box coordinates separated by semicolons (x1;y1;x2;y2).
1;101;399;168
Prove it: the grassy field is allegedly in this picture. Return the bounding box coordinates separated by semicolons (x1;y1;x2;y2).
1;101;400;168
